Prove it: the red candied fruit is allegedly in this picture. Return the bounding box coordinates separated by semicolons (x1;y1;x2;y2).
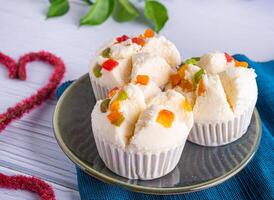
116;35;129;43
102;59;119;71
224;52;233;63
132;37;145;46
107;87;119;99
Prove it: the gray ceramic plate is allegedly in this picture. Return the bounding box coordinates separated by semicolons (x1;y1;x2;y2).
53;74;262;195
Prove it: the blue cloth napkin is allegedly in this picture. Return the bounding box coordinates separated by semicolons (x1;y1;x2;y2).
56;55;274;200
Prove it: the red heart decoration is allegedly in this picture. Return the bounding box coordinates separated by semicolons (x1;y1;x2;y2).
0;51;65;132
0;173;55;200
0;50;66;199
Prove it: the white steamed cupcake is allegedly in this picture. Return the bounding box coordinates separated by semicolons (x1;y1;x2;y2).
167;53;257;146
89;29;180;100
91;85;193;179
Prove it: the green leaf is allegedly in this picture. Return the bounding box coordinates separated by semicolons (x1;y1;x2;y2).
144;0;168;32
81;0;93;5
80;0;114;26
112;0;139;22
47;0;69;18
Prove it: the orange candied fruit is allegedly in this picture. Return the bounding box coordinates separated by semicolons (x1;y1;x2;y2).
107;87;119;99
180;78;194;92
234;60;248;68
136;75;150;85
182;100;192;112
109;100;120;112
107;111;125;126
177;64;188;78
170;74;181;87
197;79;206;96
156;109;175;128
132;37;145;46
143;28;155;38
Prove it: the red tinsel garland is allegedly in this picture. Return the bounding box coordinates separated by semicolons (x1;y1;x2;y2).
0;51;66;199
0;173;55;200
0;52;17;78
0;51;65;131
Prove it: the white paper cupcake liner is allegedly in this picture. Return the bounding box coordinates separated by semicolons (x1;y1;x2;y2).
188;103;255;146
93;134;185;180
90;78;112;100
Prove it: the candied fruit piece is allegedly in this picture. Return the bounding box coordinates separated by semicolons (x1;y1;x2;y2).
136;75;150;85
224;52;233;62
109;100;120;112
102;59;119;71
116;90;128;101
107;111;125;126
235;60;248;68
180;78;194;92
197;79;206;96
185;57;200;65
156;109;175;128
107;87;119;99
102;48;111;58
170;74;181;87
177;64;188;78
116;35;129;43
143;29;155;38
182;100;192;112
100;99;111;113
193;69;205;89
93;64;102;78
192;57;200;61
193;69;205;86
132;37;145;46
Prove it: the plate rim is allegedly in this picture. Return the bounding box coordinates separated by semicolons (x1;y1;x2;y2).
53;74;262;195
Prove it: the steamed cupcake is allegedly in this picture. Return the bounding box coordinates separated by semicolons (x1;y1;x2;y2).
167;53;257;146
91;85;193;179
89;29;180;100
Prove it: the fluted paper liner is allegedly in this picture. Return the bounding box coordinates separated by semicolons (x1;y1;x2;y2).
93;134;185;180
90;78;112;100
188;103;255;146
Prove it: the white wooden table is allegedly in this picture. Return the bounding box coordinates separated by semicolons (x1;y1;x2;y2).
0;0;273;199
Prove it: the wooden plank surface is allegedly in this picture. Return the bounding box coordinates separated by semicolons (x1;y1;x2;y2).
0;0;273;199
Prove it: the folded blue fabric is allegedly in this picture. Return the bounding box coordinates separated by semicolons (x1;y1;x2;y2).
56;55;274;200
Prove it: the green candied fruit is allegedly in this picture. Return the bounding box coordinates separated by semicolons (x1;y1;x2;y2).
116;90;128;101
193;69;205;88
100;99;111;113
101;48;111;58
185;57;200;65
192;57;200;61
93;64;102;78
